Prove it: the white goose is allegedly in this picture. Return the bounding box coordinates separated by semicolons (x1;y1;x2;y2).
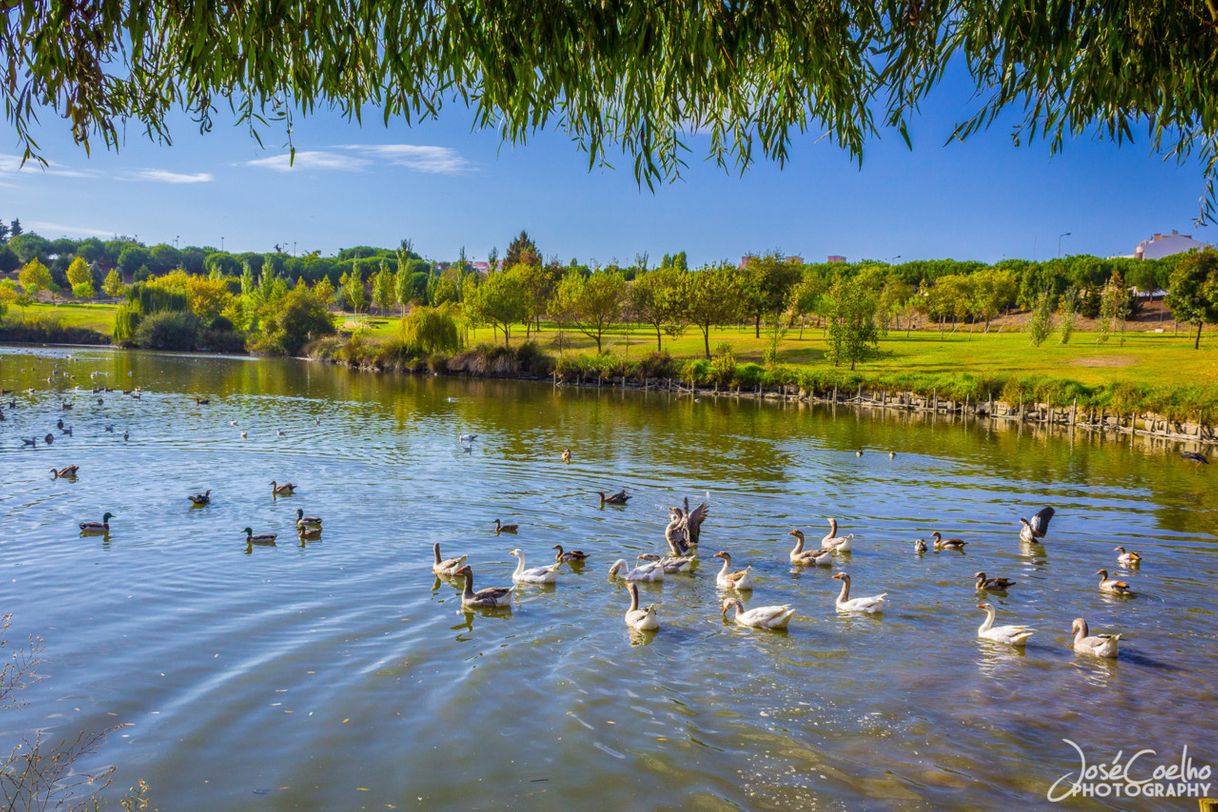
832;572;886;614
1072;618;1120;658
608;558;665;582
713;551;754;590
623;583;659;631
432;542;467;577
788;529;833;566
820;518;855;552
722;597;795;630
975;602;1035;647
510;548;561;583
637;553;695;573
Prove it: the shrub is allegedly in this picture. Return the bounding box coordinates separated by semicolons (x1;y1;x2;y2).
198;327;246;354
637;351;677;380
253;287;335;355
132;311;200;350
734;362;765;389
401;305;462;354
209;315;235;332
427;352;450;373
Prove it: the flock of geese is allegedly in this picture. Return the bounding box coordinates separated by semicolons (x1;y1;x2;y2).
429;488;1137;656
1;360;1165;659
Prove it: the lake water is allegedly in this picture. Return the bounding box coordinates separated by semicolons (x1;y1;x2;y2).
1;346;1215;810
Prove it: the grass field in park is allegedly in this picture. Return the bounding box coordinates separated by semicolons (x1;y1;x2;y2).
14;302;121;334
353;313;1218;392
11;301;1218;392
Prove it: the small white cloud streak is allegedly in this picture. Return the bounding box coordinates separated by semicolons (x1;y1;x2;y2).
26;220;114;238
245;150;370;172
129;168;213;184
339;144;474;174
0;152;92;178
245;145;473;175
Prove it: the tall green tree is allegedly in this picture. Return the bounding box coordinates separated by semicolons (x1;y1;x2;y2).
681;265;743;359
372;261;395;312
823;279;879;370
344;266;367;314
503;230;541;269
393;262;412;313
102;268;125;298
66;256;94;298
1166;248;1218;349
740;254;801;337
970;268;1017;332
553;268;625;354
1026;292;1055;347
629;267;684;351
17;258;53;298
464;267;529;347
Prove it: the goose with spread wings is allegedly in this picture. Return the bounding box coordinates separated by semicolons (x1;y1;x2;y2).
665;494;710;555
1019;507;1055;543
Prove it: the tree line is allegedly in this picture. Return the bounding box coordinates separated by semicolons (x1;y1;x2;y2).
3;223;1216;361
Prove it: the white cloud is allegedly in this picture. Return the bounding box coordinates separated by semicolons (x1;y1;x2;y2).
339;144;473;174
26;220;114;238
129;168;213;184
244;145;473;175
245;150;370;172
0;152;92;178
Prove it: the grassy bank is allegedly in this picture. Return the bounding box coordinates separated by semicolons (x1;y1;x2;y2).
326;316;1218;423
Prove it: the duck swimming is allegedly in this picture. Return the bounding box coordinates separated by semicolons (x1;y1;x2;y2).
243;527;277;545
295;508;322;529
598;489;631;506
974;572;1016;591
931;531;967;551
79;512;114;534
494;519;519;535
51;465;79;478
1095;569;1135;596
270;480;296;496
188;489;211;506
1113;546;1142;567
553;544;589;563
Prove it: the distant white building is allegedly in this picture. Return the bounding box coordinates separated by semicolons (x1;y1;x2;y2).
1130;229;1209;260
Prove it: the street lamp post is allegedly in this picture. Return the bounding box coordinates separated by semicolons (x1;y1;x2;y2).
1057;232;1072;257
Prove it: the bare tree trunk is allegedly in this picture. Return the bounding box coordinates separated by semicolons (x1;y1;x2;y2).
754;314;761;338
654;325;662;352
1195;321;1203;350
702;326;711;359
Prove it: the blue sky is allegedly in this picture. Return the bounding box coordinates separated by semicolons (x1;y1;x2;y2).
1;67;1209;266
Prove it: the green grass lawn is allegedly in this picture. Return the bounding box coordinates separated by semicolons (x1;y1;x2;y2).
13;302;1218;392
15;301;121;334
348;313;1218;391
